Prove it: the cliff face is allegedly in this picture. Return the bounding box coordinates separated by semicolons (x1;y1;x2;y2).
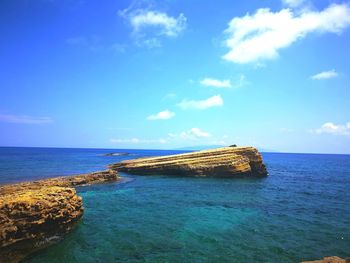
110;146;268;177
0;186;83;263
0;170;119;263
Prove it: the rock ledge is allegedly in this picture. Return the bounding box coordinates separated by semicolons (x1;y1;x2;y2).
110;146;267;177
0;170;119;263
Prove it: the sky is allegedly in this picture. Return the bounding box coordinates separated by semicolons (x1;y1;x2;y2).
0;0;350;153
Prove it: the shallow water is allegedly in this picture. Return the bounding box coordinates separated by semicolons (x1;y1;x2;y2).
0;148;349;262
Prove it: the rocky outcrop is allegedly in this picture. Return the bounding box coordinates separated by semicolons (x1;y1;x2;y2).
0;169;119;195
302;256;350;263
103;152;130;156
110;146;267;177
0;170;119;263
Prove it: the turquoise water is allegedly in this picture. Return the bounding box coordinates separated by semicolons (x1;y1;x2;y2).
0;148;349;262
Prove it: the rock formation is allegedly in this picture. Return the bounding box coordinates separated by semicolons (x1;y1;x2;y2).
110;146;267;177
0;170;119;263
302;256;350;263
0;169;119;195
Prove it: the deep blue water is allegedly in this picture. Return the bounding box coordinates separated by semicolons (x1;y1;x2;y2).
0;147;349;262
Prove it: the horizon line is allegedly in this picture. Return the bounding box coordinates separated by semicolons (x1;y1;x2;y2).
0;145;349;156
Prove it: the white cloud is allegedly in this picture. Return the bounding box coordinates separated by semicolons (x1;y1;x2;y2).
282;0;305;8
177;95;223;110
223;4;350;64
169;128;212;140
120;8;186;47
147;110;175;120
200;78;231;88
312;122;350;135
188;128;211;138
129;10;187;37
311;69;338;80
110;138;167;144
0;114;53;124
234;74;247;88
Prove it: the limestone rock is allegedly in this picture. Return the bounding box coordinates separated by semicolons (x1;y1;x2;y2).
0;186;83;263
110;146;268;177
0;170;119;263
0;169;119;195
302;256;350;263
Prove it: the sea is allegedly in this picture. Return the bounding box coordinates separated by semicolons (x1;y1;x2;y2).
0;147;349;263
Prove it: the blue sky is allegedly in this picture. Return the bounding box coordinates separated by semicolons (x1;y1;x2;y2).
0;0;350;153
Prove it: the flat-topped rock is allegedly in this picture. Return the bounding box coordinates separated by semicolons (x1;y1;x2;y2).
110;146;268;177
0;169;119;195
0;186;83;263
302;256;350;263
0;170;120;263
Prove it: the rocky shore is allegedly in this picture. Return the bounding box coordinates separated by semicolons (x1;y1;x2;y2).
0;170;120;263
0;147;268;262
110;146;268;177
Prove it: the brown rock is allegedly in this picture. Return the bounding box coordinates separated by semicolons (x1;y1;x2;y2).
0;170;120;263
110;146;268;177
302;256;350;263
0;169;119;195
0;186;83;263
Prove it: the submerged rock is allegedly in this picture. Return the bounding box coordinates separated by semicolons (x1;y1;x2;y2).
0;170;119;263
110;146;268;177
103;152;129;157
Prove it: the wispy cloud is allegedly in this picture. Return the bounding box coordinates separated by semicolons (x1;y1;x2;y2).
223;3;350;64
110;138;167;144
162;93;177;100
0;114;53;124
177;95;223;110
311;122;350;135
147;110;175;120
200;78;231;88
110;43;127;53
282;0;305;8
280;127;294;133
107;127;133;131
311;69;338;80
119;8;187;47
169;128;212;140
66;35;103;51
187;128;211;138
129;10;186;37
66;36;126;53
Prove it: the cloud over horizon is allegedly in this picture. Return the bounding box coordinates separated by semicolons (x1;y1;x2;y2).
177;95;223;110
223;3;350;64
312;122;350;135
169;127;212;140
110;138;167;144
